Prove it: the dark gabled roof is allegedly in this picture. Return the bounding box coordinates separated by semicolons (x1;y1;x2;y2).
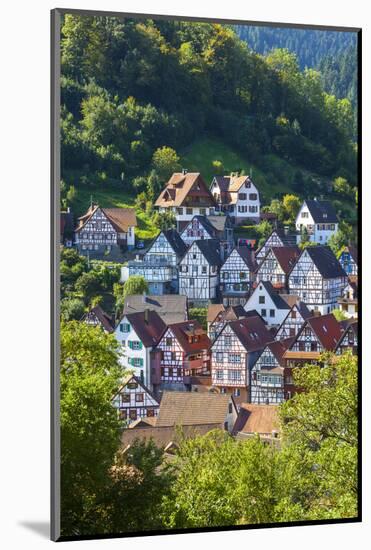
186;215;218;238
168;320;211;354
82;305;114;333
336;320;358;349
304;199;338;223
194;239;223;266
305;314;343;350
296;301;312;320
266;337;296;364
255;229;296;257
123;294;188;325
212;175;231;192
124;310;167;347
234;247;258;271
256;281;291;310
163;229;188;257
156;391;235;427
301;246;347;279
270;246;300;274
228;316;273;352
232;404;279;435
341;244;358;265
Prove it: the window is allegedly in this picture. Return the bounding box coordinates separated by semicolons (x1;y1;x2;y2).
129;410;137;421
224;335;232;346
249;193;258;200
269;309;275;317
192;253;197;260
121;393;130;403
120;323;130;333
186;208;193;215
301;212;309;218
311;342;318;352
202;266;207;274
216;369;224;380
233;388;241;397
119;409;127;420
220;387;227;394
181;265;188;273
259;295;265;304
129;341;142;350
171;351;177;361
192;265;198;275
166;337;172;346
298;342;305;351
245;181;251;188
261;308;267;316
177;207;183;215
215;352;223;362
177;368;182;377
200;208;206;215
228;403;233;414
291;310;297;319
135;393;144;402
222;271;229;280
190;278;194;286
238;193;247;200
147;409;155;417
130;358;144;367
290;327;295;336
229;353;241;363
230;370;241;382
240;272;247;279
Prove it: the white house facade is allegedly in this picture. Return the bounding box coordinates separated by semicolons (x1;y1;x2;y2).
219;247;258;306
244;281;290;327
112;375;160;425
210;175;260;224
295;199;338;244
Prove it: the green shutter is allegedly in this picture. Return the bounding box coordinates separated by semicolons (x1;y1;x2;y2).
139;341;143;350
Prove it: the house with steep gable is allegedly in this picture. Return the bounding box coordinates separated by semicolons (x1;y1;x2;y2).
180;215;234;255
179;239;223;305
255;229;297;262
121;229;187;294
295;199;338;244
155;171;217;231
339;245;358;276
210;174;260;224
75;203;137;256
244;280;290;327
335;320;358;355
283;314;343;398
288;246;347;314
207;304;253;342
255;246;300;292
151;320;211;395
114;310;166;387
210;315;272;403
112;374;160;425
250;338;294;405
220;247;258;306
274;301;311;340
81;305;114;333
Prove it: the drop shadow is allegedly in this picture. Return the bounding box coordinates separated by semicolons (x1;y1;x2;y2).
18;521;50;539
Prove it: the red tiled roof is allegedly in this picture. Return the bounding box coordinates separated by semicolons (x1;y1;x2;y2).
233;404;279;435
228;316;272;352
155;172;216;208
125;310;167;348
168;320;211;354
270;246;300;274
305;314;343;350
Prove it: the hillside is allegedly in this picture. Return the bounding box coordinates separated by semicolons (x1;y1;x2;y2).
60;14;358;238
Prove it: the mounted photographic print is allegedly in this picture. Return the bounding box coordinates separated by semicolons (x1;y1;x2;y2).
51;8;361;542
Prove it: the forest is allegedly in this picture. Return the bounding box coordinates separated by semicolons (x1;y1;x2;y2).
60;14;358;233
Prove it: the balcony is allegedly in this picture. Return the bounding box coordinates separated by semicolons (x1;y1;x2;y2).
127;261;173;282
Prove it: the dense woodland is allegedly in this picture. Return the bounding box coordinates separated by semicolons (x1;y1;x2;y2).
60;15;358;230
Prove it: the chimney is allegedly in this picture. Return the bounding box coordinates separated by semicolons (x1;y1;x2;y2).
142;292;147;304
182;168;188;175
144;308;149;324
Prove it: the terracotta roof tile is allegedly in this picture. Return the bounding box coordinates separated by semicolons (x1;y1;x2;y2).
233;404;279;435
156;391;233;427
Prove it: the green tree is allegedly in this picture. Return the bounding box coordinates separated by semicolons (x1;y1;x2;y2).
212;160;224;174
189;307;208;330
282;194;301;223
152;146;181;181
60;321;123;535
332;308;348;321
75;270;104;304
60;297;86;321
333;176;353;198
153;210;177;231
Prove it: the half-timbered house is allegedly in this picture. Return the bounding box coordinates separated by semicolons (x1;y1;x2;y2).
81;305;114;333
114;310;166;387
207;304;251;342
112;375;160;425
255;246;300;292
295;199;338;244
121;229;187;294
250;338;294;405
274;301;311;340
335;320;358;355
220;247;258;306
339;245;358;276
151;320;211;395
180;215;234;256
337;278;358;318
210;315;272;404
155;171;217;231
179;239;222;305
244;280;290;327
288;246;347;314
255;229;297;262
283;314;343;399
75;203;137;256
210;174;260;224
